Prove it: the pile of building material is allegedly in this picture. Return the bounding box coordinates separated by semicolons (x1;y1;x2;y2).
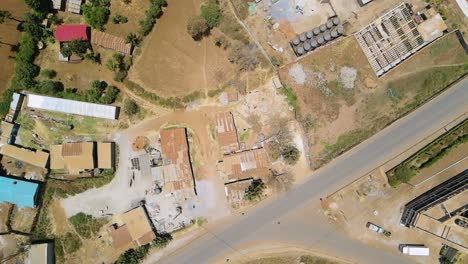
290;16;344;57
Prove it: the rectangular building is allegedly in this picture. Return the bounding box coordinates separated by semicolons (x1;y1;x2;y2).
91;30;133;54
0;145;49;168
109;206;156;248
221;148;270;181
216;112;239;154
160;128;196;195
0;176;39;208
26;94;119;120
26;243;54;264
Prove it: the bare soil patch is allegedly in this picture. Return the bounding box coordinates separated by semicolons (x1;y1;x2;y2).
128;0;237;98
0;0;27;92
132;135;149;151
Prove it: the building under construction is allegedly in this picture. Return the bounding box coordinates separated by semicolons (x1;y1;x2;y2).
400;169;468;228
354;3;447;77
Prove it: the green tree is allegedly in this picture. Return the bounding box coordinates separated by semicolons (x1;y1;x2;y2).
394;165;416;184
61;40;90;56
100;86;119;104
36;80;64;94
201;0;221;28
281;145;300;165
23;0;49;13
82;4;109;31
48;14;62;25
123;99;139;116
40;69;56;78
125;33;140;46
14;61;39;89
187;16;208;40
244;180;265;201
20;13;43;40
16;33;36;62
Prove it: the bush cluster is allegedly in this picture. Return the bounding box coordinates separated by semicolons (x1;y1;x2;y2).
82;0;110;31
138;0;167;36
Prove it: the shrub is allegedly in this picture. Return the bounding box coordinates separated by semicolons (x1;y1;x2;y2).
61;232;82;254
82;3;110;31
112;14;128;24
227;41;258;71
394;165;416;184
187;16;208;40
201;0;221;28
124;99;139;115
14;61;39;89
35;80;64;95
100;86;119;104
282;145;300;165
16;33;36;62
40;69;56;79
69;212;107;239
125;33;141;46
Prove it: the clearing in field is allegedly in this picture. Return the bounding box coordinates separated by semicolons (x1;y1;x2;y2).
279;32;467;168
128;0;237;98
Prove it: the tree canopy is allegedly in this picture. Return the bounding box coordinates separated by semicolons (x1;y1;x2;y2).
200;0;221;28
82;4;110;31
186;16;208;40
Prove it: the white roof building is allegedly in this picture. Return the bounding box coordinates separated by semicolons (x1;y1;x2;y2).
67;0;82;14
26;94;119;120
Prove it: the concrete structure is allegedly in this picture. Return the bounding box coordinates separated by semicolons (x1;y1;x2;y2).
455;0;468;18
67;0;82;14
417;14;448;42
91;30;133;54
0;145;49;168
0;121;18;145
357;0;373;7
26;94;119;120
109;206;156;248
220;148;270;181
216;112;239;154
26;243;54;264
0;176;39;208
50;142;114;175
160;128;196;196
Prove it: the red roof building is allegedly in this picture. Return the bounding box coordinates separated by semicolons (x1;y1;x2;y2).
55;25;88;42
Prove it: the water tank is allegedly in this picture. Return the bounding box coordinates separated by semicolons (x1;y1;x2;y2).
306;30;313;39
296;46;305;55
299;33;307;42
320;24;327;32
313;27;320;35
292;37;300;45
337;24;344;35
333;17;340;25
317;34;325;45
324;31;331;41
310;38;318;48
303;42;311;51
326;20;333;29
331;28;339;38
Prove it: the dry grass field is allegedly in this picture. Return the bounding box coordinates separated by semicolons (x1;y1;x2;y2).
0;0;27;92
128;0;237;98
105;0;150;38
279;32;468;168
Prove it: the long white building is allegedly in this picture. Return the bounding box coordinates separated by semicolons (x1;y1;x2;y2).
26;94;119;120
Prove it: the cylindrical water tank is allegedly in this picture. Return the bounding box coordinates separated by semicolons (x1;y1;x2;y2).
292;37;300;45
306;30;313;39
313;27;320;35
326;20;333;29
310;38;318;48
324;31;331;41
296;46;305;55
303;42;311;51
337;24;344;35
333;17;340;25
317;34;324;45
331;28;339;38
320;24;327;32
299;33;307;42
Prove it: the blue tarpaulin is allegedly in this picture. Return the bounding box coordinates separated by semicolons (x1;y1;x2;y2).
0;176;39;208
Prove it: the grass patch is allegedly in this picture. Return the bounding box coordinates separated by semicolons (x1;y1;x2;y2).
430;36;455;57
239;130;249;142
69;213;107;239
196;217;207;226
49;169;115;198
318;129;371;167
387;119;468;186
281;85;297;112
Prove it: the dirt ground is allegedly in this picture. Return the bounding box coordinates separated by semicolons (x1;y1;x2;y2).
105;0;150;38
323;143;468;264
10;206;36;233
0;156;47;181
128;0;237;98
0;0;27;92
278;31;468;168
0;203;12;232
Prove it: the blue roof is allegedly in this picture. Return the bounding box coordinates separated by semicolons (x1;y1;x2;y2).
0;176;39;208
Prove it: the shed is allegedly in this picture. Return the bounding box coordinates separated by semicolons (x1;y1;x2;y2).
0;145;49;168
52;0;63;10
67;0;82;14
55;24;88;42
26;243;54;264
91;30;133;54
97;142;115;169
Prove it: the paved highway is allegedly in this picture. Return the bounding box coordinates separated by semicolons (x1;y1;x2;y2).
156;78;468;264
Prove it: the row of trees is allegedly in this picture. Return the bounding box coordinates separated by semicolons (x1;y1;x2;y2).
115;233;172;264
138;0;167;36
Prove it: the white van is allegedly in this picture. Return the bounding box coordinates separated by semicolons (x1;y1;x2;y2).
399;245;430;256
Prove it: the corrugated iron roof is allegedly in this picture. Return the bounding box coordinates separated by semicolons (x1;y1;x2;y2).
216;112;239;154
91;30;132;54
55;24;88;42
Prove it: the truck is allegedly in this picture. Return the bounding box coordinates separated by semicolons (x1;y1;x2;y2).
366;222;391;236
399;245;430;256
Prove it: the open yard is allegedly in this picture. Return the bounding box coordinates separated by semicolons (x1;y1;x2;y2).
279;32;468;168
128;0;238;98
0;0;27;92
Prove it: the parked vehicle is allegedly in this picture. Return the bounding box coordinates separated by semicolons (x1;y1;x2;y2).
399;244;430;256
366;222;392;236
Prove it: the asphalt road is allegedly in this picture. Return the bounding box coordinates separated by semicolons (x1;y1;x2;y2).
156;78;468;264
